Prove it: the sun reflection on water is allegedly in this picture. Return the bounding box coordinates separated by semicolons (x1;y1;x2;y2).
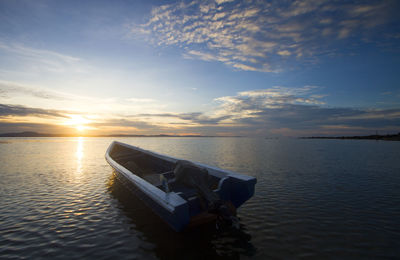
76;137;84;174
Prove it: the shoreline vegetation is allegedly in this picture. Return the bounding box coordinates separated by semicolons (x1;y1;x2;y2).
0;131;240;138
301;133;400;141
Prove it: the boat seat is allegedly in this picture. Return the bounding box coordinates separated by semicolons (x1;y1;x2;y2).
170;182;198;200
142;173;162;186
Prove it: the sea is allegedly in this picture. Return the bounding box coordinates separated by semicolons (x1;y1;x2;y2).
0;137;399;259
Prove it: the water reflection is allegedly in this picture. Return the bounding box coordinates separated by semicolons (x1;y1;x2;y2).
76;137;84;175
107;173;256;259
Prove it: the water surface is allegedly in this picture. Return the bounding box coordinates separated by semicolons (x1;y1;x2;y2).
0;137;399;259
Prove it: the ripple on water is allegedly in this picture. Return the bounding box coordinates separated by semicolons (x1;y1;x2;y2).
0;137;399;259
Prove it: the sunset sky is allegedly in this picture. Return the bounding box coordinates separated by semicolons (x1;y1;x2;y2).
1;0;400;136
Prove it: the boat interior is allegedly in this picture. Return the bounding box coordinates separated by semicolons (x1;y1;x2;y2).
109;143;222;216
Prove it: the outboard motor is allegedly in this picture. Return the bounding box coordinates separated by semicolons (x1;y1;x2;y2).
173;160;239;229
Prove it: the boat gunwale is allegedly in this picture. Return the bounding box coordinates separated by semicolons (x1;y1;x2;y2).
105;141;187;213
110;141;254;181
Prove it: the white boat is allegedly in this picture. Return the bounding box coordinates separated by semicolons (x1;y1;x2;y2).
105;141;256;231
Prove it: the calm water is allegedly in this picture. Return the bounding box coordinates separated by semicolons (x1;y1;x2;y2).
0;137;399;259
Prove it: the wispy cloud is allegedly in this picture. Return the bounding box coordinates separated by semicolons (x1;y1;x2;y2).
135;112;230;126
132;0;398;72
91;118;157;131
0;80;68;100
125;98;156;103
0;41;86;74
0;42;80;63
0;104;67;118
214;86;325;118
0;80;164;117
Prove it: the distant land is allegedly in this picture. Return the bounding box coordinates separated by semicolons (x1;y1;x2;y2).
2;131;400;140
302;133;400;141
0;131;239;138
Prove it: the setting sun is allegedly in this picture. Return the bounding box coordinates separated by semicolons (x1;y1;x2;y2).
76;125;86;132
63;115;92;132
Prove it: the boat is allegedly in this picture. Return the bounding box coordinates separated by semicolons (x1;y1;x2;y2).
105;141;257;231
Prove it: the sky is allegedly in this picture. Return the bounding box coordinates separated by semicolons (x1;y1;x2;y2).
0;0;400;136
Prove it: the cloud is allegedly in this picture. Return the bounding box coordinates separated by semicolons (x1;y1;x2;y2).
0;79;165;117
135;112;229;125
0;122;69;134
91;118;157;130
0;42;80;63
1;87;399;136
0;104;67;118
214;86;325;113
277;50;291;56
211;87;400;135
215;0;235;5
132;0;398;72
0;80;68;100
0;41;86;74
128;86;398;135
125;98;156;103
0;103;162;134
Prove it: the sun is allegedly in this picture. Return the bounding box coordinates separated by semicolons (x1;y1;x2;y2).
76;125;86;132
64;115;92;132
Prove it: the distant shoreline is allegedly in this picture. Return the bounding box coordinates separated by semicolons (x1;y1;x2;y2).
301;133;400;141
0;131;241;138
2;131;400;141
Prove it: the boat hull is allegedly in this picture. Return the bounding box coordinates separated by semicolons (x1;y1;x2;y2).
105;141;256;231
111;167;189;231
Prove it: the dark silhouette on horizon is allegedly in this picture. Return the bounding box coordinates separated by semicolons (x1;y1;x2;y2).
302;133;400;141
0;131;241;138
